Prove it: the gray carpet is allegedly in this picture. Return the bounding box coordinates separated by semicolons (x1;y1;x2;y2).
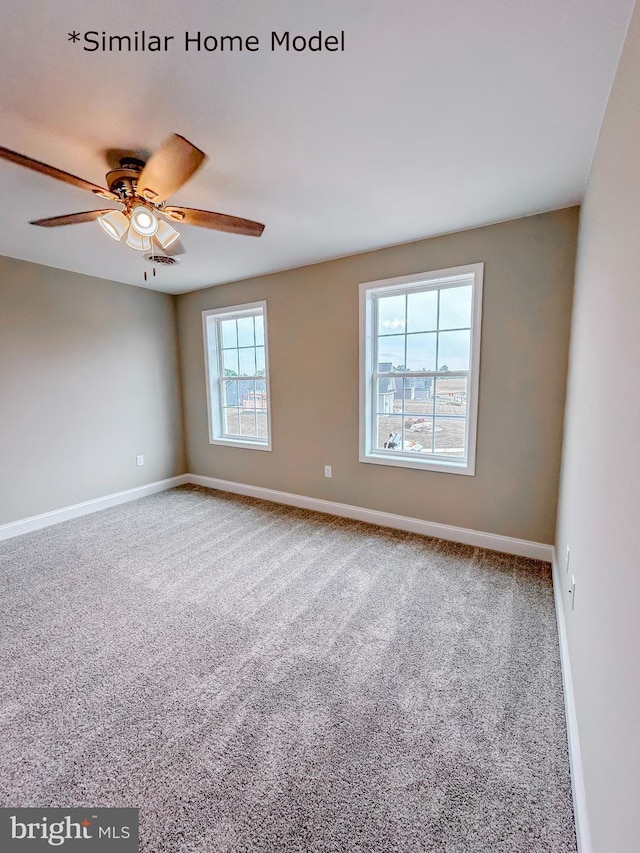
0;485;576;852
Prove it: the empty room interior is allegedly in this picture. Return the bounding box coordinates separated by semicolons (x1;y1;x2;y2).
1;1;639;851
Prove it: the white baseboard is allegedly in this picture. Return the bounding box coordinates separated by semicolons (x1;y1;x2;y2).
552;548;591;853
0;475;190;541
188;474;553;561
0;471;553;562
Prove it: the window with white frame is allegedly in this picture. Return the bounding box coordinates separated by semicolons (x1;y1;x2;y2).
359;263;483;475
202;301;271;450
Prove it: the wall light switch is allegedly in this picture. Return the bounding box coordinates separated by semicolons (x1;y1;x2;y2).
136;455;144;467
569;575;576;610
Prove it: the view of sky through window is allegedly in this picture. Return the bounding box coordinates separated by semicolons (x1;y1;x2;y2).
220;314;266;377
377;284;472;372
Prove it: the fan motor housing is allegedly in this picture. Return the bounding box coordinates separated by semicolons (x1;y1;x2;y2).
106;158;147;199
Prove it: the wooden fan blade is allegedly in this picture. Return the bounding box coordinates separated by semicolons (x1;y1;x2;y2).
0;146;117;200
163;206;265;237
137;134;206;204
30;210;116;227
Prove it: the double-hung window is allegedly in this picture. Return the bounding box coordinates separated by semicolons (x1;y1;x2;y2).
202;301;271;450
360;263;483;475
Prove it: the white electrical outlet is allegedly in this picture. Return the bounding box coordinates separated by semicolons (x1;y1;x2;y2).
566;545;571;573
324;465;332;478
569;575;576;610
136;455;144;467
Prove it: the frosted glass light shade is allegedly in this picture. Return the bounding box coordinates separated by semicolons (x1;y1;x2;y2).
156;219;180;249
130;205;159;237
97;210;129;241
125;227;152;251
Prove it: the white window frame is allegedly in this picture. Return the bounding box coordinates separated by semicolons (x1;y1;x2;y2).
359;263;483;475
202;300;272;451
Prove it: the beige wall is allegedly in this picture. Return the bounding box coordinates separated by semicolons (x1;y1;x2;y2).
556;1;640;850
177;207;578;544
0;256;185;525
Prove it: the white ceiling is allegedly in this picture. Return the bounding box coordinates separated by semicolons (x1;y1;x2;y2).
0;0;634;294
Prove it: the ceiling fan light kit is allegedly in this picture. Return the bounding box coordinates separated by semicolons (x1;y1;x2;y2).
125;229;152;252
0;133;265;272
129;205;159;237
98;209;129;241
155;219;180;249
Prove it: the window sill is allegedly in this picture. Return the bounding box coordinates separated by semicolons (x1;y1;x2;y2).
209;437;272;452
359;450;474;476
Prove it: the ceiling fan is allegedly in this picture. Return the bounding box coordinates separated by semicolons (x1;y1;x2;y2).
0;133;265;261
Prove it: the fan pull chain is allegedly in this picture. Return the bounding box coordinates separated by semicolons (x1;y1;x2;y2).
142;233;148;282
142;238;157;282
